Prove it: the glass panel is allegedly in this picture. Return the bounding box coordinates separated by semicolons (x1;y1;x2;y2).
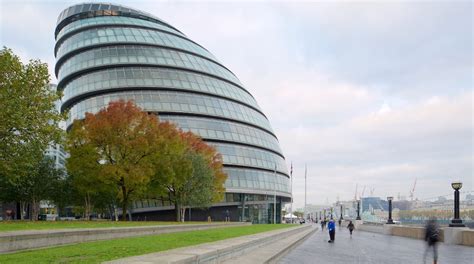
56;26;218;65
66;90;270;133
58;45;238;87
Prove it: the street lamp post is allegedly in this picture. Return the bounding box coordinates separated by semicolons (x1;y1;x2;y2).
386;196;394;224
356;200;361;220
449;182;465;227
330;207;333;219
340;204;343;220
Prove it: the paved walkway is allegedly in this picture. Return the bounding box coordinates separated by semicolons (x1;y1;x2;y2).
279;224;473;264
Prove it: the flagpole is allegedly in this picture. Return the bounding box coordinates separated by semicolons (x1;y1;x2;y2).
290;162;293;223
304;164;307;221
274;164;277;224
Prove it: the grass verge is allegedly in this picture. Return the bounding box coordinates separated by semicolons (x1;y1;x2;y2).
0;221;201;232
0;224;294;263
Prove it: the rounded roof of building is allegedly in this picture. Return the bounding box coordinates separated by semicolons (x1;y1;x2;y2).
55;2;182;36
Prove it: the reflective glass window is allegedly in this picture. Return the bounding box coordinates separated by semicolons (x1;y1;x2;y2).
62;67;259;112
56;26;217;64
223;168;290;194
67;91;273;133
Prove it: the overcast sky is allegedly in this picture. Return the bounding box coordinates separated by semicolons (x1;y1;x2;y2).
1;0;472;208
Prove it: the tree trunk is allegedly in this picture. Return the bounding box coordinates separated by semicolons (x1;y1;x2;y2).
84;193;92;221
20;201;28;220
180;207;186;222
121;185;128;221
114;205;118;222
175;202;181;222
31;198;39;221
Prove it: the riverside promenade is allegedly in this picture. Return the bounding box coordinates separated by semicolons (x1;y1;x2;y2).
279;225;473;264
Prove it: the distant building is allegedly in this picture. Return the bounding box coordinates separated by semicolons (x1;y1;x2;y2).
393;200;411;211
362;197;388;212
44;143;67;170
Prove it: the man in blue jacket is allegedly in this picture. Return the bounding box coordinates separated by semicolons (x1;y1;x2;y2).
328;219;336;243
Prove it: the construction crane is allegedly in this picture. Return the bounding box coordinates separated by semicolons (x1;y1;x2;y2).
354;183;358;201
360;185;366;198
409;178;417;201
370;187;375;197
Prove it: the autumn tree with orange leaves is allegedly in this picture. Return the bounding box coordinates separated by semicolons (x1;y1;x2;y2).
67;100;167;220
67;100;226;221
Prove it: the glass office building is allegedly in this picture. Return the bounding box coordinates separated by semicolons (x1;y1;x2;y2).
55;3;290;223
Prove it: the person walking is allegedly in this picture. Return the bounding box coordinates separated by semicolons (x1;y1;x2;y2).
424;217;440;264
321;219;325;231
328;219;336;243
338;218;342;227
347;220;355;236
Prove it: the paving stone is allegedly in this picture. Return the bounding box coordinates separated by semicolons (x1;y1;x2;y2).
279;226;474;264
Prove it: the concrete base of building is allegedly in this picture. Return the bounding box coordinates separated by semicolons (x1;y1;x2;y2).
131;205;242;222
131;203;282;224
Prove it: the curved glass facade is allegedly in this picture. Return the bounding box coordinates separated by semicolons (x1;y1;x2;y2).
56;3;290;222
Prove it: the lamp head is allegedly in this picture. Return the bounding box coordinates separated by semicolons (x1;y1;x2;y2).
387;196;393;201
451;182;462;190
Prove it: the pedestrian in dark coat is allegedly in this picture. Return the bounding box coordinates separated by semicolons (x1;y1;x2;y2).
328;219;336;242
424;218;440;264
347;221;355;236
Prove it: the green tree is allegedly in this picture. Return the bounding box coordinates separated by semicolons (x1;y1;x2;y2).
152;131;227;222
67;100;164;221
178;153;217;221
0;47;63;181
66;121;110;220
0;157;65;220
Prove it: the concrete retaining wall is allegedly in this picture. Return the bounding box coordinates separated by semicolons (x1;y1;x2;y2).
390;225;445;242
106;224;314;264
461;230;474;246
356;224;384;234
0;222;250;253
359;223;474;247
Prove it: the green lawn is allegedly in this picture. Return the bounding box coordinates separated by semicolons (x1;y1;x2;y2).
0;221;203;232
0;224;294;264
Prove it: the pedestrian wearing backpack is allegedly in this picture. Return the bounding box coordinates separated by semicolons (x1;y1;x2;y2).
424;217;440;264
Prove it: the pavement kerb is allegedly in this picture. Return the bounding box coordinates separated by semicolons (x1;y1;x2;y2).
105;224;311;264
0;222;250;253
265;225;317;264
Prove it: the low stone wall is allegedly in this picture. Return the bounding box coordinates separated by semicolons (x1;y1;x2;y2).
0;222;250;253
359;223;474;246
461;230;474;246
356;224;384;234
390;225;445;242
106;224;315;264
